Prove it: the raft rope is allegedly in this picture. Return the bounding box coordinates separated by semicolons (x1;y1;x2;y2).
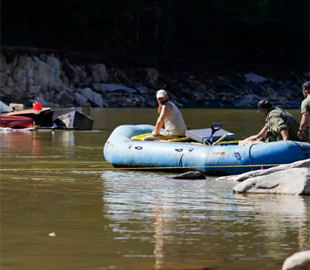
0;163;282;172
248;144;255;170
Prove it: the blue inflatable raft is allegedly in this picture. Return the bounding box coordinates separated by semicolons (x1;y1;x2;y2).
103;124;310;175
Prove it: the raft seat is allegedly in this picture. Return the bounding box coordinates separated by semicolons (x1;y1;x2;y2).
131;132;239;145
131;133;190;142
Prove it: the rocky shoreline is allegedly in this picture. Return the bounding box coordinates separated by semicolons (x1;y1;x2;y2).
0;49;309;109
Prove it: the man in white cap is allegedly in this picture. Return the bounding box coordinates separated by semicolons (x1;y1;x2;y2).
144;89;187;141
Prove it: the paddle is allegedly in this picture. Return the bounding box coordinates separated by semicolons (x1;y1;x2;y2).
205;122;222;145
212;133;228;145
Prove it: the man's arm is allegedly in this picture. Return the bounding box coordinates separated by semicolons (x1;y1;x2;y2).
280;129;289;140
298;112;309;140
152;104;172;136
249;125;268;141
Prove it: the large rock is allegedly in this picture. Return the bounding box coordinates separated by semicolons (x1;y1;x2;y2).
171;171;206;180
234;94;261;108
0;53;8;72
54;89;75;106
232;168;310;195
90;64;108;83
217;159;310;182
244;72;267;84
45;54;61;80
81;87;105;107
62;60;80;86
99;83;138;93
32;56;63;87
282;250;310;270
144;68;159;89
0;73;9;87
74;92;89;106
216;159;310;195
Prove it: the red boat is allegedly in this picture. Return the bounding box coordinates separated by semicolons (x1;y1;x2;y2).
0;115;34;128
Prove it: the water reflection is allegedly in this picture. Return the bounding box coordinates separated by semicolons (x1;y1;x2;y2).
0;129;75;157
52;130;75;147
102;171;310;269
0;129;42;156
234;194;309;251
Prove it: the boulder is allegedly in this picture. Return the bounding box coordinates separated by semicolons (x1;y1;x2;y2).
282;250;310;270
144;68;159;88
46;54;61;79
100;83;137;93
90;64;108;83
81;87;104;107
234;94;261;108
92;92;105;107
82;87;96;101
0;53;8;72
62;60;80;85
217;159;310;182
34;96;51;107
32;56;63;87
244;72;267;84
171;171;206;180
54;89;75;106
29;85;42;95
215;159;310;195
74;92;89;106
232;168;310;195
0;73;9;87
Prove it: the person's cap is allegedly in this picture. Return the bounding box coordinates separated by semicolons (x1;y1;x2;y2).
302;81;310;91
257;99;272;112
156;89;167;99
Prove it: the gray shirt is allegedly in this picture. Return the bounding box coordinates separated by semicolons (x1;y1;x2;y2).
163;101;187;136
301;96;310;115
265;107;299;141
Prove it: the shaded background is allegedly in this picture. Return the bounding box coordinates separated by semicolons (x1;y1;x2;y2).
1;0;309;69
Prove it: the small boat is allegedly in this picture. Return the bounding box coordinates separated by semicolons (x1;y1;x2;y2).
7;107;54;127
51;108;93;130
1;101;93;130
0;101;34;129
0;115;34;129
103;124;310;175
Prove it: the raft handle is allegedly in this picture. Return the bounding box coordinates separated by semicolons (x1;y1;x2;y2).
234;151;241;160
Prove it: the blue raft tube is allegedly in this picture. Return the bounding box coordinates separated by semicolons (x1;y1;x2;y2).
103;124;310;175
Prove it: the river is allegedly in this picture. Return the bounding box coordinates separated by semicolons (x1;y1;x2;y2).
1;108;309;270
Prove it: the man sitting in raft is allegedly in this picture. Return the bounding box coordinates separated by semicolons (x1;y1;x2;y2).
240;99;300;145
143;89;187;141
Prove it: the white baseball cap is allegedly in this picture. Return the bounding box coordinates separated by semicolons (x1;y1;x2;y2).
156;89;167;99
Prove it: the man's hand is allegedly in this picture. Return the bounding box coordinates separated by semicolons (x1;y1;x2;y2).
248;135;257;141
297;129;305;140
152;130;158;136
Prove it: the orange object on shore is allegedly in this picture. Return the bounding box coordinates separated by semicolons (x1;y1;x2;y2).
33;101;42;110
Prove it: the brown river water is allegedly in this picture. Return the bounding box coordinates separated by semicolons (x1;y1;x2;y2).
1;108;309;270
